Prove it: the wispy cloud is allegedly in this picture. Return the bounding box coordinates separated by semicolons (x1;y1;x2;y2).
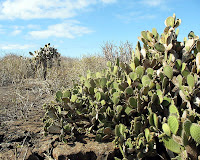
0;0;117;20
11;29;22;36
0;44;34;50
28;21;93;39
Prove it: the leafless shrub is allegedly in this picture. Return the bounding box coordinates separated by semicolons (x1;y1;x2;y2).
101;41;133;64
0;54;34;86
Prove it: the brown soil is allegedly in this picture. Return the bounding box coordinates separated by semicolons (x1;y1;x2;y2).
0;80;117;160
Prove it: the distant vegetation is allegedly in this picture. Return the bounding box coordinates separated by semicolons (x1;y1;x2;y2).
0;41;133;92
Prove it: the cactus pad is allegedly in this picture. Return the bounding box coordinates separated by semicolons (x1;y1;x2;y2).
168;115;179;135
190;123;200;144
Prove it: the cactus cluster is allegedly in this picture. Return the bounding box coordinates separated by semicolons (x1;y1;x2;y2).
29;43;61;79
43;14;200;159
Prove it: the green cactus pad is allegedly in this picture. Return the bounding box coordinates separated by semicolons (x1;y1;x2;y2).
190;123;200;144
163;65;173;79
146;68;154;75
153;113;159;128
144;128;150;142
125;87;133;95
116;105;123;114
135;66;144;79
154;42;165;52
107;61;112;67
183;120;192;136
175;59;182;70
196;40;200;52
162;137;182;154
165;16;175;27
100;77;107;88
151;93;158;103
95;92;102;101
129;72;137;81
147;31;153;42
113;66;118;74
152;28;157;37
56;91;63;102
185;39;194;51
182;132;189;146
141;31;148;40
142;75;151;87
101;100;106;106
149;113;154;126
125;106;133;116
134;121;142;134
112;92;120;105
162;123;171;136
175;28;180;36
119;123;126;134
162;77;168;90
168;116;179;135
126;76;131;86
63;90;71;98
128;97;137;108
177;75;183;87
71;94;78;103
169;105;179;118
187;74;195;88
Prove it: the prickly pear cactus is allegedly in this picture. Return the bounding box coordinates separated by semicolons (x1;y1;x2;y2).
29;43;61;80
43;14;200;159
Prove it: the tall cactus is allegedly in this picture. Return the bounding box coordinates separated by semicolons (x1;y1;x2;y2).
29;43;61;80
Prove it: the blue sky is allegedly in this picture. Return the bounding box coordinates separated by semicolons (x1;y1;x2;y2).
0;0;199;58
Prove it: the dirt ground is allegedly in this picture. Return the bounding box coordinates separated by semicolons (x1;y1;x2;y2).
0;80;116;160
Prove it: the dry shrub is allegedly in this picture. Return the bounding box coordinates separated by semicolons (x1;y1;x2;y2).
0;54;34;86
45;55;107;92
102;41;133;64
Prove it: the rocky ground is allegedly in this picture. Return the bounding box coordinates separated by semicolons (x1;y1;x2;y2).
0;80;117;160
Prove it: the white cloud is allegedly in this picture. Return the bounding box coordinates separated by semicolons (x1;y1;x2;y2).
0;44;34;50
29;21;93;39
0;0;116;20
11;30;22;36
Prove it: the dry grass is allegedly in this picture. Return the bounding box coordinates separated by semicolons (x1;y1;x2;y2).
0;54;107;91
